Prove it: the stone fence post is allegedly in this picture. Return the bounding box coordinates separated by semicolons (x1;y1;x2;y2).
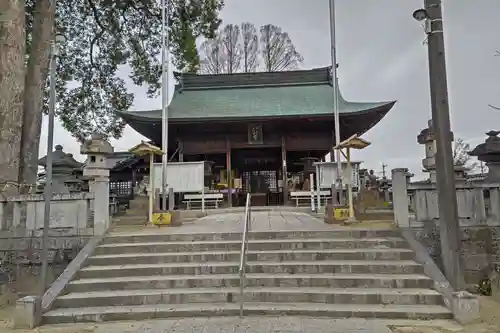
81;133;113;235
391;168;410;228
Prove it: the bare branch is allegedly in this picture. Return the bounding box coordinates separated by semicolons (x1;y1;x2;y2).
453;137;477;171
220;24;241;73
489;104;500;110
240;22;258;72
200;37;224;74
259;24;303;72
200;24;242;74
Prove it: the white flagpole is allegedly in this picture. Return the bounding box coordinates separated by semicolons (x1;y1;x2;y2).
329;0;343;205
161;0;170;210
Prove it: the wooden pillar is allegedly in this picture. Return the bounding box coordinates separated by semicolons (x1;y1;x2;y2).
226;138;232;207
148;153;154;223
131;168;137;198
178;140;184;162
281;135;288;205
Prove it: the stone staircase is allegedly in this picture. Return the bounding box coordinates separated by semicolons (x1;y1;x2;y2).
112;196;204;226
112;196;149;226
42;229;452;324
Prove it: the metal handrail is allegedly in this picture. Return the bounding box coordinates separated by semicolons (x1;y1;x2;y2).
239;193;251;317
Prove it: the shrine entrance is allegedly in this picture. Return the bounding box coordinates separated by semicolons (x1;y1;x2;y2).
232;147;283;206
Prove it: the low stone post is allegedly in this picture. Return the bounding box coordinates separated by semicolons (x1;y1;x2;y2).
81;133;113;235
451;291;480;325
14;296;41;329
492;269;500;303
391;168;410;228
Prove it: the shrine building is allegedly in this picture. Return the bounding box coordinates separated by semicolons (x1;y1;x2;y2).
117;66;396;207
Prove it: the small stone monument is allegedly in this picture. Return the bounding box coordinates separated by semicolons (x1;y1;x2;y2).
81;133;113;235
38;145;83;194
468;130;500;182
418;119;461;182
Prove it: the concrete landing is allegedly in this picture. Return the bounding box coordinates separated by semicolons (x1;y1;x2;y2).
111;211;346;235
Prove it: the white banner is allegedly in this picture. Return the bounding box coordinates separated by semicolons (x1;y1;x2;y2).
318;162;360;188
152;162;204;193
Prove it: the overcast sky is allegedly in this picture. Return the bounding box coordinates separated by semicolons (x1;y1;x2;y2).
39;0;500;178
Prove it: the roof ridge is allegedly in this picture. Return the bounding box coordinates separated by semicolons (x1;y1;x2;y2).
180;81;329;91
175;67;331;90
174;66;330;79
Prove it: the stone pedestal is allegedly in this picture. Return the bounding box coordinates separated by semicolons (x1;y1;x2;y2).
14;296;41;329
81;133;113;235
451;291;480;325
486;161;500;182
324;203;350;224
492;271;500;303
391;168;410;228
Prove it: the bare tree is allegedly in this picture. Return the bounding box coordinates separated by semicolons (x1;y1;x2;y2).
200;24;242;74
220;24;242;73
240;22;259;72
200;37;224;74
259;24;303;72
453;137;478;171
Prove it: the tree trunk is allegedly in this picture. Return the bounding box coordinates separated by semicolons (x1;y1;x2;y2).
19;0;54;192
0;0;26;194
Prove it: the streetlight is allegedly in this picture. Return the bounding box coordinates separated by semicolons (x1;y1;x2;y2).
412;8;428;22
40;32;66;297
412;0;464;290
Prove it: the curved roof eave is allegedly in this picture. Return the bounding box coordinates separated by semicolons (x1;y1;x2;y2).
118;100;396;124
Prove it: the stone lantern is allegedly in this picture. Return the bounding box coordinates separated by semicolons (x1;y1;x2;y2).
80;133;114;235
38;145;83;194
417;120;439;183
299;157;319;191
468;130;500;182
417;119;457;182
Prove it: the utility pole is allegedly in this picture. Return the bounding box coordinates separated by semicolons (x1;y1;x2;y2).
422;0;464;290
381;163;387;178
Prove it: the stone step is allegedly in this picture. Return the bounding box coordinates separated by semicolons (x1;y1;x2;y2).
124;208;148;215
95;237;408;255
77;260;423;279
87;249;415;266
53;287;444;309
103;229;400;244
113;215;148;226
42;302;452;324
67;273;434;293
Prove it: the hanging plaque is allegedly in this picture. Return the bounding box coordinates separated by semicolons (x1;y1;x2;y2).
248;124;263;144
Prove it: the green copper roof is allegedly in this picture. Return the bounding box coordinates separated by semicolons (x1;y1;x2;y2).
120;67;396;122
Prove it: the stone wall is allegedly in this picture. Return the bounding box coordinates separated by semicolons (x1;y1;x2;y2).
0;193;95;268
0;228;92;265
391;169;500;287
411;221;500;286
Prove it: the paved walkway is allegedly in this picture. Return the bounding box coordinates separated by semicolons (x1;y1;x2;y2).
188;211;332;232
1;314;463;332
111;211;337;235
